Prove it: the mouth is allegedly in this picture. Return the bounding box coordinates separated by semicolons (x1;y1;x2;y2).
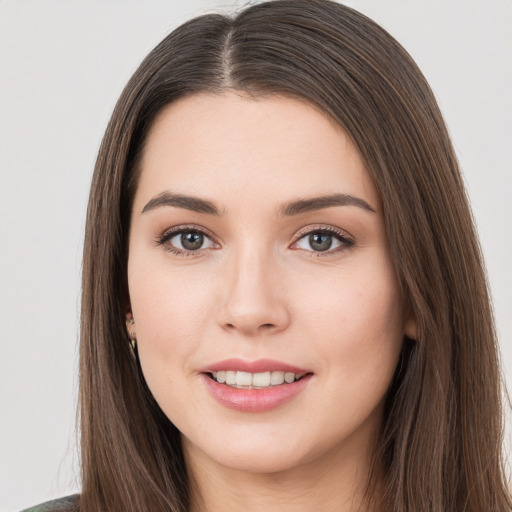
207;370;308;389
200;359;313;412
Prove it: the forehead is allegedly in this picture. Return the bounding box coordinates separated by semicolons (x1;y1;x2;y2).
134;92;379;212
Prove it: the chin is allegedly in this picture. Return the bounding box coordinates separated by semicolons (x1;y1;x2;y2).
220;450;305;474
183;429;333;476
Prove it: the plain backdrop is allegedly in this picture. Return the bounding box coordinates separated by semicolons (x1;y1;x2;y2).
1;1;511;510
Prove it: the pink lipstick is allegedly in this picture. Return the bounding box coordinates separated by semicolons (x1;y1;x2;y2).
199;358;313;413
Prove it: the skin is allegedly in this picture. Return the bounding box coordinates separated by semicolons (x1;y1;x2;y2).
127;92;416;512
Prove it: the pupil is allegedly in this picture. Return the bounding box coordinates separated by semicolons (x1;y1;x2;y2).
309;233;332;251
181;231;203;250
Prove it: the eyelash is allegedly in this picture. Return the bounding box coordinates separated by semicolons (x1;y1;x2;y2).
292;226;355;257
155;224;218;257
155;224;355;257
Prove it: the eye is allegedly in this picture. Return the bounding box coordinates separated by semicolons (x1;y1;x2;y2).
170;230;213;251
157;226;216;255
292;227;354;254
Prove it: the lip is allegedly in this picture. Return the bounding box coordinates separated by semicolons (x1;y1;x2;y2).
199;358;313;413
199;358;310;374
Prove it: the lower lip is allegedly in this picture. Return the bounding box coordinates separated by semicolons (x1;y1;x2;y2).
201;374;312;413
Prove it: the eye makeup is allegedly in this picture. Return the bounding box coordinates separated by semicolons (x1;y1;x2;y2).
154;223;219;257
290;224;355;256
154;223;355;258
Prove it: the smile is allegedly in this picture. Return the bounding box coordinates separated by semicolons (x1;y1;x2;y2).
200;359;313;412
209;370;306;388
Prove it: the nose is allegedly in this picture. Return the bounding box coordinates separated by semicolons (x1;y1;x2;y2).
216;247;290;337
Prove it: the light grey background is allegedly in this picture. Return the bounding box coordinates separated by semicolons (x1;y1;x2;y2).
1;1;511;510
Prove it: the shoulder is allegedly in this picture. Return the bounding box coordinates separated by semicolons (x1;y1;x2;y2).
20;494;80;512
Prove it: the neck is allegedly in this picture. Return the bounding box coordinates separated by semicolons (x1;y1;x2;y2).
185;435;382;512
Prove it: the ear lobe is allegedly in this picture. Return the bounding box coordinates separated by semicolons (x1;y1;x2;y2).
404;315;417;340
125;312;135;336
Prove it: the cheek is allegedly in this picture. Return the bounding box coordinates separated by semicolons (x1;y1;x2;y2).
127;256;216;377
295;257;404;378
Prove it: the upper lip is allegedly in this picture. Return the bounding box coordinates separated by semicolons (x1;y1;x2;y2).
199;358;311;374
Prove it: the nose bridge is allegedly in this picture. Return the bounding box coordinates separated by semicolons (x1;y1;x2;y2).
218;239;289;336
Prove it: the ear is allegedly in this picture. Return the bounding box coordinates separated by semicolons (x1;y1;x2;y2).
125;312;135;337
404;314;417;340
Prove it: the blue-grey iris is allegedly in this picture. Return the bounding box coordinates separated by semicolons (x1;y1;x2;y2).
309;233;332;251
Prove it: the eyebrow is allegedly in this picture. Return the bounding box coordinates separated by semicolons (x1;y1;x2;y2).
142;192;221;215
279;193;376;216
141;191;376;216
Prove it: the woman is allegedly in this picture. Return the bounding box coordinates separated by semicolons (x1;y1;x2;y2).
22;0;511;510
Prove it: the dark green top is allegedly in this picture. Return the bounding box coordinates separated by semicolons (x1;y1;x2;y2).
20;494;79;512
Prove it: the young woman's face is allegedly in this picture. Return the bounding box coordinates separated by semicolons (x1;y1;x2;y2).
128;93;412;475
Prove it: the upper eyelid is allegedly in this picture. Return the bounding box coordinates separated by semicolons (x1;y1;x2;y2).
160;224;217;241
293;224;354;242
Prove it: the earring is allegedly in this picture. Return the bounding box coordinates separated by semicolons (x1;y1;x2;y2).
125;315;137;357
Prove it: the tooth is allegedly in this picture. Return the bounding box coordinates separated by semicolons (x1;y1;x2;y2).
284;372;295;383
252;371;271;387
270;371;285;385
217;370;302;387
236;371;253;387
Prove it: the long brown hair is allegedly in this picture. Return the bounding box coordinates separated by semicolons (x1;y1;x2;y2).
79;1;511;510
